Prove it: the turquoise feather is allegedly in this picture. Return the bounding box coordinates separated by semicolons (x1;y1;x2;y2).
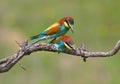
28;16;74;46
49;36;75;52
29;24;69;45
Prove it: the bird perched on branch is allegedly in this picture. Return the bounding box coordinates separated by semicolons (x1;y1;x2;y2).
29;16;74;45
50;35;75;52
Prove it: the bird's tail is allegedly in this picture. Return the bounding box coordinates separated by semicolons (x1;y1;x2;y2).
28;34;42;45
28;38;42;45
30;34;44;40
28;35;52;45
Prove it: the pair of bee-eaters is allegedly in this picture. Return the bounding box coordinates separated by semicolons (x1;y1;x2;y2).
29;16;75;52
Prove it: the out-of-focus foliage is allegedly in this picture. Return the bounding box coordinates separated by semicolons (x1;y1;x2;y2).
0;0;120;84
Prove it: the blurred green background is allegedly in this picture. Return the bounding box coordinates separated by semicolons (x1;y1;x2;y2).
0;0;120;84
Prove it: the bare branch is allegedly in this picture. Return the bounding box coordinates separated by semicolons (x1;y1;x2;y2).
0;40;120;73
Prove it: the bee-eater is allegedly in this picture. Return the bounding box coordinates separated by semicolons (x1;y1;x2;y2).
29;16;74;45
50;35;75;52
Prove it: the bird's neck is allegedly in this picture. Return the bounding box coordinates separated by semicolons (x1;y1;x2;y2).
61;24;69;30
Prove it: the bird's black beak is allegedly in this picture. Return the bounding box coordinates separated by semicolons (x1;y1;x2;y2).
70;25;74;33
65;20;74;33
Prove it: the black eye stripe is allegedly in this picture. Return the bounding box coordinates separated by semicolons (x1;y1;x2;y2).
65;20;71;27
65;42;73;49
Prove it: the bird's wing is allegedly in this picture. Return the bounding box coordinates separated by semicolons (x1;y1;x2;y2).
30;27;60;40
45;22;60;31
46;27;60;35
30;22;60;40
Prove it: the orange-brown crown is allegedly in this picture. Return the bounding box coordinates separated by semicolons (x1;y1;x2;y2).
59;16;74;25
59;35;74;44
48;16;74;29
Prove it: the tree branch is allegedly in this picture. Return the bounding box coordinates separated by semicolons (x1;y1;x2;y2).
0;40;120;73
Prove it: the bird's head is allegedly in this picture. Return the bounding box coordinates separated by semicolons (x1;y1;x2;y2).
50;35;76;52
59;36;75;51
59;35;74;45
59;16;74;33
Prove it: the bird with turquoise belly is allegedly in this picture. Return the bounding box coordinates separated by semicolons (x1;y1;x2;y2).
29;16;74;45
50;35;75;52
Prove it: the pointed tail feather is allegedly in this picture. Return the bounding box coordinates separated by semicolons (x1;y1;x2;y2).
28;36;51;45
30;33;47;40
30;34;41;40
28;38;42;45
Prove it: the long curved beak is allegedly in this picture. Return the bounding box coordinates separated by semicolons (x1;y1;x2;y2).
70;25;74;33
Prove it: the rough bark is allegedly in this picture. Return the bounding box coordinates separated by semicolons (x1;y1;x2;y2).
0;40;120;73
